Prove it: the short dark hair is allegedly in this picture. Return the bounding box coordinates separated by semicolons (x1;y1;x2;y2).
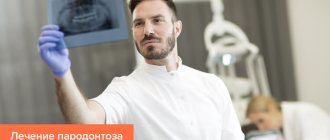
129;0;178;20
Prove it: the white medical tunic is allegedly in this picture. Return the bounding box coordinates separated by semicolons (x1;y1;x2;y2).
282;102;330;140
92;62;244;140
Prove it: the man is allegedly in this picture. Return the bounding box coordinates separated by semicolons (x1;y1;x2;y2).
246;95;330;140
38;0;244;139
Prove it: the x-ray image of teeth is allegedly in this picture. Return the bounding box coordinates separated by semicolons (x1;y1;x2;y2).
58;0;113;36
48;0;129;47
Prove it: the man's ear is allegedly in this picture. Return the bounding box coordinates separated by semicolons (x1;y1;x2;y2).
174;20;182;38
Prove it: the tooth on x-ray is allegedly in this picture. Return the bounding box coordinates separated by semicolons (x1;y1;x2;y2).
58;0;113;36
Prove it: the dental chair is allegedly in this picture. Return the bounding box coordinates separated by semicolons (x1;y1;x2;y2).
204;0;271;124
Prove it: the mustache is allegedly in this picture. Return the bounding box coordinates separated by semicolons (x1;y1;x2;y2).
141;34;161;44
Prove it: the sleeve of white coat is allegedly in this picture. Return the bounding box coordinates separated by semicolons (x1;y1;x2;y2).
217;77;245;140
90;77;130;124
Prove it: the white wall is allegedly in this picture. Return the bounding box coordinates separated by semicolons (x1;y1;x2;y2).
287;0;330;113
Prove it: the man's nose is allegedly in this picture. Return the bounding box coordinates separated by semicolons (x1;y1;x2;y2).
143;21;155;35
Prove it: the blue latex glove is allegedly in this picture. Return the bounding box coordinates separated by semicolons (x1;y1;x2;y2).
38;25;71;77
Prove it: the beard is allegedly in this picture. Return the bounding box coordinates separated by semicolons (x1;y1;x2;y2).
135;30;176;60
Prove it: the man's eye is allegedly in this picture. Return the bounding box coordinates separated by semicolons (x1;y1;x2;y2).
154;18;163;23
134;22;143;27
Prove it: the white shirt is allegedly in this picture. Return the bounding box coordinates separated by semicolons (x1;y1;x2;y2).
92;61;244;140
282;102;330;140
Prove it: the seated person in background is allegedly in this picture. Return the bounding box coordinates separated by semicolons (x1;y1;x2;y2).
246;95;330;140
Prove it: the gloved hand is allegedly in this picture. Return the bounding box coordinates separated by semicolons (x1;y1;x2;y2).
38;25;71;77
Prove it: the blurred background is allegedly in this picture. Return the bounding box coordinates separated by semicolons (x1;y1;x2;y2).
0;0;329;123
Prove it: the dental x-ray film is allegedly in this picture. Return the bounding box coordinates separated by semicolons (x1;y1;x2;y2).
48;0;129;48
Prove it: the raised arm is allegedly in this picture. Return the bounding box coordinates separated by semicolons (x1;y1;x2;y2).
38;25;105;123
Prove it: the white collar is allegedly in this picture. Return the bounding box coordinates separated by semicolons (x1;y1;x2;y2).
141;57;183;78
